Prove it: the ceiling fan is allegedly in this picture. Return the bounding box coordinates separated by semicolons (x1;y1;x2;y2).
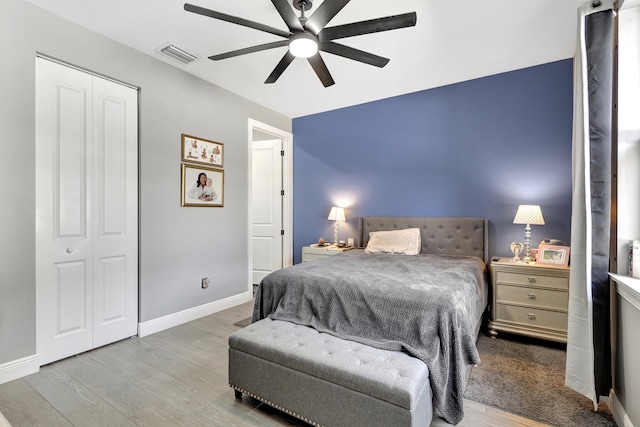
184;0;417;87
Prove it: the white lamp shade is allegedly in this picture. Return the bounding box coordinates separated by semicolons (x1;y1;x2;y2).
513;205;545;225
289;33;318;58
328;207;345;221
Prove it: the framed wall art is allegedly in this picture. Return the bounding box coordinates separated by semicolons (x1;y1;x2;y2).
181;134;224;168
536;245;570;268
181;164;224;207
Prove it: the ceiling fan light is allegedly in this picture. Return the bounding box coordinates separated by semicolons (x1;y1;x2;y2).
289;33;318;58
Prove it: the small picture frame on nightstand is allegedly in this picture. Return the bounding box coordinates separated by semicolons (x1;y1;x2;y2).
537;245;570;268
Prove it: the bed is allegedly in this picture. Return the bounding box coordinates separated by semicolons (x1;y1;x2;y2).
249;216;489;425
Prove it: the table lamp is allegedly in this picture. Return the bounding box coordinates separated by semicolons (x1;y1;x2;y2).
513;205;545;260
327;207;345;245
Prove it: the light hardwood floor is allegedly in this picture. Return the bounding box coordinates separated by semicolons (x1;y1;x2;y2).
0;301;550;427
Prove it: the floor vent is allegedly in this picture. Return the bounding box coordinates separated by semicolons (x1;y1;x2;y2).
158;43;198;64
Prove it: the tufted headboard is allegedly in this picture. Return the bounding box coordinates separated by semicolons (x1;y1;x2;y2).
358;216;489;264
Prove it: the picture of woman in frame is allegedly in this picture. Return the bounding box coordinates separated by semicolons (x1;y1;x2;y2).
181;164;224;207
188;172;217;202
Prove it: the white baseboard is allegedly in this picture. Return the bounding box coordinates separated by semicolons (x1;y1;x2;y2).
0;354;39;385
610;389;635;427
138;291;253;337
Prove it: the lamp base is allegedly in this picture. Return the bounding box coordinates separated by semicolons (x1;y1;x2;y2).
523;224;532;258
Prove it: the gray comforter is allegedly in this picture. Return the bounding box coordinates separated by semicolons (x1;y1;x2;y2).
252;250;488;425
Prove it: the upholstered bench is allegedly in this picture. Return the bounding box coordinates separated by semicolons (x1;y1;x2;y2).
228;318;432;427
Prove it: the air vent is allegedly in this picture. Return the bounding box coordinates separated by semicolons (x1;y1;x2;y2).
157;43;198;64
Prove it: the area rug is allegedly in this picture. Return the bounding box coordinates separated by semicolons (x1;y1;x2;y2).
464;334;616;427
233;317;252;328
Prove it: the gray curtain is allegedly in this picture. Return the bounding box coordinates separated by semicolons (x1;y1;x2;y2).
585;6;613;400
565;0;614;409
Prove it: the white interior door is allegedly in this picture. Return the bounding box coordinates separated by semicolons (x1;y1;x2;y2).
36;59;93;364
36;57;138;365
91;74;138;348
251;140;283;284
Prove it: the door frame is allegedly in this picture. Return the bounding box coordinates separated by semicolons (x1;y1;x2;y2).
247;119;293;293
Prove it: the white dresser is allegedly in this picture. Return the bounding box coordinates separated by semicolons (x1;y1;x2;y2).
488;257;570;343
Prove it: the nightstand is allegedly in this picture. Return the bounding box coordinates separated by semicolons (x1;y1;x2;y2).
488;257;570;343
301;245;353;262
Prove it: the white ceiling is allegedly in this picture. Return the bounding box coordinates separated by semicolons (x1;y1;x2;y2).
22;0;625;118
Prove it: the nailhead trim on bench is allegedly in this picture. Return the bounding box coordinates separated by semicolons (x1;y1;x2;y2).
231;385;324;427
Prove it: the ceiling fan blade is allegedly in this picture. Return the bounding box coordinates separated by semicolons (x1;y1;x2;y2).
304;0;350;35
307;54;335;87
320;42;389;68
270;0;303;32
184;3;290;38
319;12;417;41
265;51;296;84
209;40;289;61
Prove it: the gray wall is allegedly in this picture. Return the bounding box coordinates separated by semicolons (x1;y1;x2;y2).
0;0;290;365
614;7;640;423
615;291;640;426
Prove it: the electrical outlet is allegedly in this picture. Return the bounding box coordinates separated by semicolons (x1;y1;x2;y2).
201;277;210;289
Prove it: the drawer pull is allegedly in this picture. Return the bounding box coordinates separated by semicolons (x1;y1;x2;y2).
527;313;536;320
527;293;536;299
527;276;536;282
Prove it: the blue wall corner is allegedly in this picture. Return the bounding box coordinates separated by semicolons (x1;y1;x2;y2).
292;59;574;263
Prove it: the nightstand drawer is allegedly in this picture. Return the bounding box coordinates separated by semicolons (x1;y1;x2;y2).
302;253;333;262
496;304;568;332
496;284;568;311
496;271;568;290
301;246;352;262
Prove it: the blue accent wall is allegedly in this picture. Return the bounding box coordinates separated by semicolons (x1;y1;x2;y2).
292;59;573;264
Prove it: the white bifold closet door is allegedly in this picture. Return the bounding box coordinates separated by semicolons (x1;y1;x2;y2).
35;57;138;365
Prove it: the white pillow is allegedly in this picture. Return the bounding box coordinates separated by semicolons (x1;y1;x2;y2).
364;228;421;255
